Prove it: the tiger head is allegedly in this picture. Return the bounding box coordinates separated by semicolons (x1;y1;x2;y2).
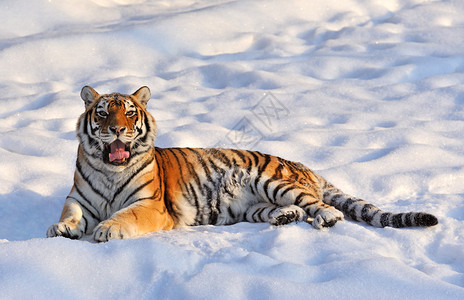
77;86;157;170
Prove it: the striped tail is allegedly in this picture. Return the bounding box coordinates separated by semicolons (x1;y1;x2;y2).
322;184;438;228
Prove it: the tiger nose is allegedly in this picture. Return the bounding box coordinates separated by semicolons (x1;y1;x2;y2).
109;126;126;135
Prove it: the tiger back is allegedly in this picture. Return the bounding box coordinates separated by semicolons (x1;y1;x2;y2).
47;86;438;242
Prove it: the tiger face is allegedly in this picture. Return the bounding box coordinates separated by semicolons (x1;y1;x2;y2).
78;86;157;170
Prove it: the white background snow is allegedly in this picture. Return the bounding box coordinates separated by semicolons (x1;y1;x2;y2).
0;0;463;299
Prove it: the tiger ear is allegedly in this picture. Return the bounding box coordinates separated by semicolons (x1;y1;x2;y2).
132;86;151;107
80;86;100;108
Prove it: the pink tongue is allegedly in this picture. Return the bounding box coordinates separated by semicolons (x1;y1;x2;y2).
109;140;129;162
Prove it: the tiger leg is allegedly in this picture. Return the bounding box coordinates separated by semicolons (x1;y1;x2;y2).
93;199;174;242
47;198;99;239
298;196;344;229
272;186;344;229
244;203;305;225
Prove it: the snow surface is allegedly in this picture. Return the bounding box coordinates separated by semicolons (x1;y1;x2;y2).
1;0;464;299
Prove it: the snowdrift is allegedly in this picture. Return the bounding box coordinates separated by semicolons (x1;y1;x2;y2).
0;0;463;299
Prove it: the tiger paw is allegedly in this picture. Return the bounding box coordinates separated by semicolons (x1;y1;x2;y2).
270;205;306;226
47;221;83;239
312;208;344;229
93;220;135;242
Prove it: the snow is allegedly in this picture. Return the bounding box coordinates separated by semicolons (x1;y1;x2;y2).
0;0;463;298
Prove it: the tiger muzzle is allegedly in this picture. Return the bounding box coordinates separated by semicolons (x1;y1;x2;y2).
104;139;130;165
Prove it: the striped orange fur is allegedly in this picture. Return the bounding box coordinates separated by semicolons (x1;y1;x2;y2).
47;86;438;242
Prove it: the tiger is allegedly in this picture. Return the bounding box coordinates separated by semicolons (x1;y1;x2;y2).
46;86;438;242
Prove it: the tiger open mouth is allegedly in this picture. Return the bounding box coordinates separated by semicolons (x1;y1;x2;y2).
104;139;130;165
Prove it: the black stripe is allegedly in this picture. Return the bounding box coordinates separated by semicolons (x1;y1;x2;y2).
246;156;253;173
257;207;267;221
81;111;100;151
328;193;344;207
85;110;98;136
404;212;413;227
268;206;279;219
164;148;189;189
132;190;161;203
252;207;264;222
249;184;256;195
253;154;272;190
284;160;300;176
227;206;236;220
130;145;152;160
81;154;110;181
214;149;233;168
227;147;251;172
82;111;90;136
204;184;213;204
121;178;155;208
392;214;404;228
154;150;163;186
274;158;285;179
113;152;155;199
188;148;214;184
230;149;247;164
79;142;99;160
81;215;88;234
208;158;226;177
203;184;216;224
159;149;188;221
132;110;146;144
280;185;300;198
380;213;390;227
342;198;359;221
176;149;203;192
162;185;175;219
323;190;331;199
223;182;235;197
187;183;202;225
75;160;111;204
139;111;151;144
69;192;100;222
361;204;376;224
273;182;290;202
133;113;143;140
64;225;73;238
301;203;313;212
215;190;223;217
263;163;286;202
294;192;314;206
262;178;275;203
232;158;238;167
249;151;260;167
89;116;99;136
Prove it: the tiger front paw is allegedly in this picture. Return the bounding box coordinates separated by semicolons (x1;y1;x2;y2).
47;221;83;239
93;220;135;242
311;208;344;229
